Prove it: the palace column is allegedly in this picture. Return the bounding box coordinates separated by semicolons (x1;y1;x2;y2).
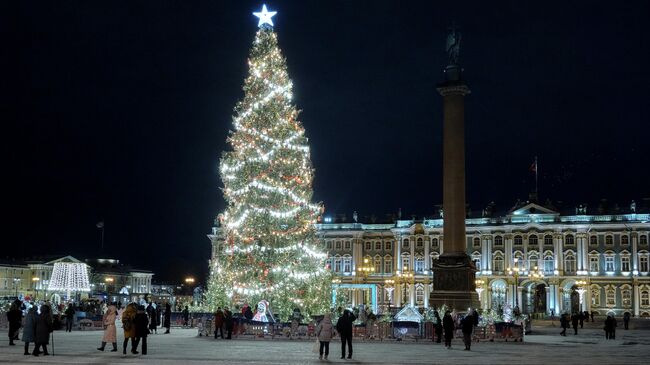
429;27;478;311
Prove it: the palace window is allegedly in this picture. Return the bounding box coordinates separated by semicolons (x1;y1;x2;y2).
591;287;601;306
514;252;525;269
640;255;649;273
344;241;351;250
606;235;613;245
494;236;503;247
544;235;553;245
640;235;648;245
527;253;538;271
621;287;632;307
334;257;342;272
416;238;424;249
403;239;410;249
564;253;576;273
472;252;482;271
590;235;598;245
365;241;372;251
384;256;393;274
590;256;599;272
641;290;650;307
374;256;382;273
431;238;439;248
621;256;631;272
543;253;554;274
326;241;332;249
415;256;425;273
375;241;382;251
343;256;352;273
621;235;629;245
416;285;424;305
493;255;504;272
385;241;392;251
606;287;616;306
565;234;575;246
605;255;615;272
529;235;538;245
402;254;411;271
335;241;342;250
514;235;523;246
473;237;481;248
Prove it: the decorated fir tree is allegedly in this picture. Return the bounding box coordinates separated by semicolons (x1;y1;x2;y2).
206;5;331;319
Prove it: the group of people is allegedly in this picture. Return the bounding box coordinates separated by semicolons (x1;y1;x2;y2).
432;309;478;351
558;311;632;339
5;300;54;356
312;308;356;360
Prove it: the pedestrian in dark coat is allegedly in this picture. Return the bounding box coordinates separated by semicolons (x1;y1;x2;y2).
182;306;190;327
22;306;37;355
590;311;594;322
244;306;253;320
336;309;356;359
122;303;138;354
611;316;617;339
214;307;225;339
33;304;53;356
133;305;149;355
147;303;158;333
224;307;234;339
571;313;579;335
579;312;584;328
461;313;474;350
156;303;162;329
6;302;22;346
623;312;630;330
559;314;568;336
442;311;455;348
604;315;614;339
163;303;171;334
433;311;443;343
64;303;75;332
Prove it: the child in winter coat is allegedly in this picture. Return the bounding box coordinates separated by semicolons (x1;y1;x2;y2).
316;313;335;360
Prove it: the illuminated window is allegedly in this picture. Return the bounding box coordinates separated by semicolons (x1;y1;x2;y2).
472;252;481;271
384;256;393;274
564;253;576;273
591;287;601;306
621;256;630;272
641;290;650;307
334;257;342;272
343;256;352;273
640;255;649;273
605;256;615;272
415;256;424;273
365;241;372;251
543;253;554;274
401;254;411;271
589;256;599;272
621;288;632;307
416;285;424;305
606;287;616;306
493;255;504;272
374;256;382;273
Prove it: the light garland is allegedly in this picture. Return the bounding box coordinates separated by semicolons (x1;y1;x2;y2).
48;262;91;299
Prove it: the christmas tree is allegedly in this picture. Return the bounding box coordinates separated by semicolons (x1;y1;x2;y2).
206;5;331;319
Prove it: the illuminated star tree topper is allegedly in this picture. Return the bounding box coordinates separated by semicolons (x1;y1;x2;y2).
253;4;277;28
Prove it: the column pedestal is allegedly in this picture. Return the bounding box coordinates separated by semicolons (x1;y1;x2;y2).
429;253;479;311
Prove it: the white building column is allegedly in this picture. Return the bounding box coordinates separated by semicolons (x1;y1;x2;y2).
556;286;563;313
576;235;584;272
545;286;551;315
486;236;493;271
505;235;513;268
632;234;638;273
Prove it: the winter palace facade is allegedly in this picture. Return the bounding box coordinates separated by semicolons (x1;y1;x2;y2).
315;202;650;317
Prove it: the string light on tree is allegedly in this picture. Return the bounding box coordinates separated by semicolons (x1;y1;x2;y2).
206;5;331;318
48;262;91;301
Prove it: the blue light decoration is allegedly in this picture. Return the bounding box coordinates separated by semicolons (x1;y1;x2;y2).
253;4;277;28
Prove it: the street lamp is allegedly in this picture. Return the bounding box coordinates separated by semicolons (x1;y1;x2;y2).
356;258;375;281
184;277;195;285
13;278;21;298
475;279;485;308
507;258;521;308
384;279;395;311
395;270;415;306
575;279;587;310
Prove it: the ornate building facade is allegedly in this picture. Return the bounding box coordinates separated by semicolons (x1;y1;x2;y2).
209;201;650;317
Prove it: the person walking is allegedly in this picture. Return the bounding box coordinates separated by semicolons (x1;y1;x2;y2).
214;307;225;339
182;306;190;327
336;309;356;359
6;301;22;346
22;306;37;355
224;307;233;339
156;303;162;331
559;313;568;336
604;315;614;339
163;303;171;334
434;311;443;343
590;311;594;322
442;311;455;348
64;303;75;332
623;312;630;330
579;311;584;328
461;313;474;351
571;313;579;335
97;304;118;352
316;313;334;360
147;303;158;334
133;305;149;355
32;304;53;356
611;316;617;339
122;303;138;354
365;309;376;340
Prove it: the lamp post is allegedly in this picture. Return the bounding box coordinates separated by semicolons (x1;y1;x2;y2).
396;270;415;306
575;279;587;311
384;279;395;312
507;258;521;308
32;277;40;300
13;278;21;298
356;258;375;306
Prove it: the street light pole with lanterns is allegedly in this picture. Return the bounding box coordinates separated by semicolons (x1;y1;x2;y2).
507;258;521;308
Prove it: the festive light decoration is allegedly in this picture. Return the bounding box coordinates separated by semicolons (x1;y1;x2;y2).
48;262;91;300
206;9;330;318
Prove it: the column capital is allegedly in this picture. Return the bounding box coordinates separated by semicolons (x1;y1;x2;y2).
437;83;471;96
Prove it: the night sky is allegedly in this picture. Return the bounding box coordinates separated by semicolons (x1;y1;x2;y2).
5;1;649;282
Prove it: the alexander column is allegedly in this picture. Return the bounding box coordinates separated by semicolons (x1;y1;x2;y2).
429;27;479;311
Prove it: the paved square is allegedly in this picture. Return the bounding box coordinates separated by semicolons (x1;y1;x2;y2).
1;321;649;364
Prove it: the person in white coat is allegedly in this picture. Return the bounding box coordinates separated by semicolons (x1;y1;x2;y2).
316;314;335;360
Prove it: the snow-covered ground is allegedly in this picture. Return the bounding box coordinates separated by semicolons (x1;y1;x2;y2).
1;320;649;364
